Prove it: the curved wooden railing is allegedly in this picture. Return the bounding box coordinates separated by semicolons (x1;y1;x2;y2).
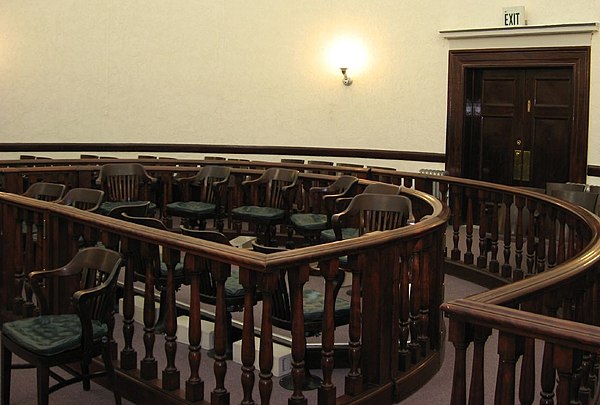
2;145;600;404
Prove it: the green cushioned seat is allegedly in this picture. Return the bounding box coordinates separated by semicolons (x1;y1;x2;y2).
290;213;328;231
225;268;245;296
232;206;285;221
303;289;350;323
166;201;216;216
2;314;107;357
99;200;157;216
158;262;185;278
320;227;359;243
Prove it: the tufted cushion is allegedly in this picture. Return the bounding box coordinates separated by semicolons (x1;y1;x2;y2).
2;314;107;357
290;213;327;231
99;201;157;216
303;289;350;323
232;206;285;221
320;227;359;243
166;201;215;217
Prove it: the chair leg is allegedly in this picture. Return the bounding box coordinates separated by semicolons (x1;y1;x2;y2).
102;342;122;405
1;343;12;405
36;366;50;405
81;359;91;390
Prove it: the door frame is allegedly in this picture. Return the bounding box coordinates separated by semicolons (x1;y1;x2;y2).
445;46;591;183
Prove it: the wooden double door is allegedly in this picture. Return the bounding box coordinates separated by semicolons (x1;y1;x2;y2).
463;67;574;189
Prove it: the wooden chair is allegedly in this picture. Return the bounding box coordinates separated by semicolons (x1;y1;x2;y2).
545;182;586;195
119;213;185;333
1;247;123;405
549;189;598;213
251;242;350;391
320;183;402;242
180;228;247;358
288;175;359;246
166;166;231;231
22;182;66;201
330;193;412;240
231;168;299;246
57;188;105;212
95;163;158;216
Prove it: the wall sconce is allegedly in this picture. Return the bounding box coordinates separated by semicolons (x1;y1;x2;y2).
340;68;353;86
327;36;366;87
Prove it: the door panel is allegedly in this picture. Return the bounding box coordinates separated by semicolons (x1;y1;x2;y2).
465;67;574;189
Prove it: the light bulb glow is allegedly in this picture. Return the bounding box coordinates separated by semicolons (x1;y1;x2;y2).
327;36;367;74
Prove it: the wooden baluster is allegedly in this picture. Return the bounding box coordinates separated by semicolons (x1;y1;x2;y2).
409;241;423;364
418;236;432;357
501;194;513;278
554;345;575;405
468;326;491;405
489;193;500;274
162;247;180;391
0;205;15;312
556;210;566;265
525;198;537;277
140;240;158;380
288;264;309;405
399;243;411;372
536;204;547;274
464;188;474;264
449;319;468;405
319;258;339;404
258;272;276;405
540;294;560;405
184;254;204;401
451;185;462;261
120;237;138;370
513;195;525;280
439;182;449;257
346;253;364;396
211;259;230;403
546;207;557;270
477;190;488;269
494;331;517;405
519;303;536;405
239;266;258;405
14;209;28;315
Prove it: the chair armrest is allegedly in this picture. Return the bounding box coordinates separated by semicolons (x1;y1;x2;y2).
28;266;81;314
72;283;112;353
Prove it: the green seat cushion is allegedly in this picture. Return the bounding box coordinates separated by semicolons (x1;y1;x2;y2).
320;227;359;243
2;314;107;357
232;206;285;221
225;268;245;297
291;213;327;231
166;201;216;217
158;262;185;279
99;201;157;216
303;289;350;323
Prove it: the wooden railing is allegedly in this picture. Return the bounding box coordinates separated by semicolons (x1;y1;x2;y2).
2;147;600;404
0;164;448;404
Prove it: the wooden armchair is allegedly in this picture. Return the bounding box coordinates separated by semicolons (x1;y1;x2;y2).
320;183;402;242
1;247;123;405
95;163;158;215
57;188;105;212
22;182;66;201
288;175;359;246
231;168;299;246
166;165;231;232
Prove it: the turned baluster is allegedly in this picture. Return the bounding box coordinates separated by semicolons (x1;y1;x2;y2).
477;189;488;269
494;331;517;405
519;303;536;405
556;210;566;264
239;266;258;405
288;264;309;405
468;326;490;405
464;188;474;264
540;294;560;405
13;209;26;315
513;195;525;280
418;237;432;357
451;185;462;261
409;241;423;364
140;240;157;380
489;192;500;274
449;319;469;405
525;198;537;276
258;272;275;405
501;194;513;278
319;258;339;404
536;204;547;274
399;243;411;372
210;259;231;404
346;254;364;396
159;247;180;391
184;255;204;401
554;345;576;405
547;207;557;270
120;237;138;370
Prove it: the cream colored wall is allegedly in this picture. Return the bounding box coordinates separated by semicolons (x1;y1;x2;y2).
0;1;598;175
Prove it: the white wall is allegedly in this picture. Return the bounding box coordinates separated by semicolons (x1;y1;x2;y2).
0;1;598;175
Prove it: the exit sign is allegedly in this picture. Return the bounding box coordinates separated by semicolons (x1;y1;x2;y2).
503;6;526;26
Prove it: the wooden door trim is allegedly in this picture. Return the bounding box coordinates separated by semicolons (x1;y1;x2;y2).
445;46;591;182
